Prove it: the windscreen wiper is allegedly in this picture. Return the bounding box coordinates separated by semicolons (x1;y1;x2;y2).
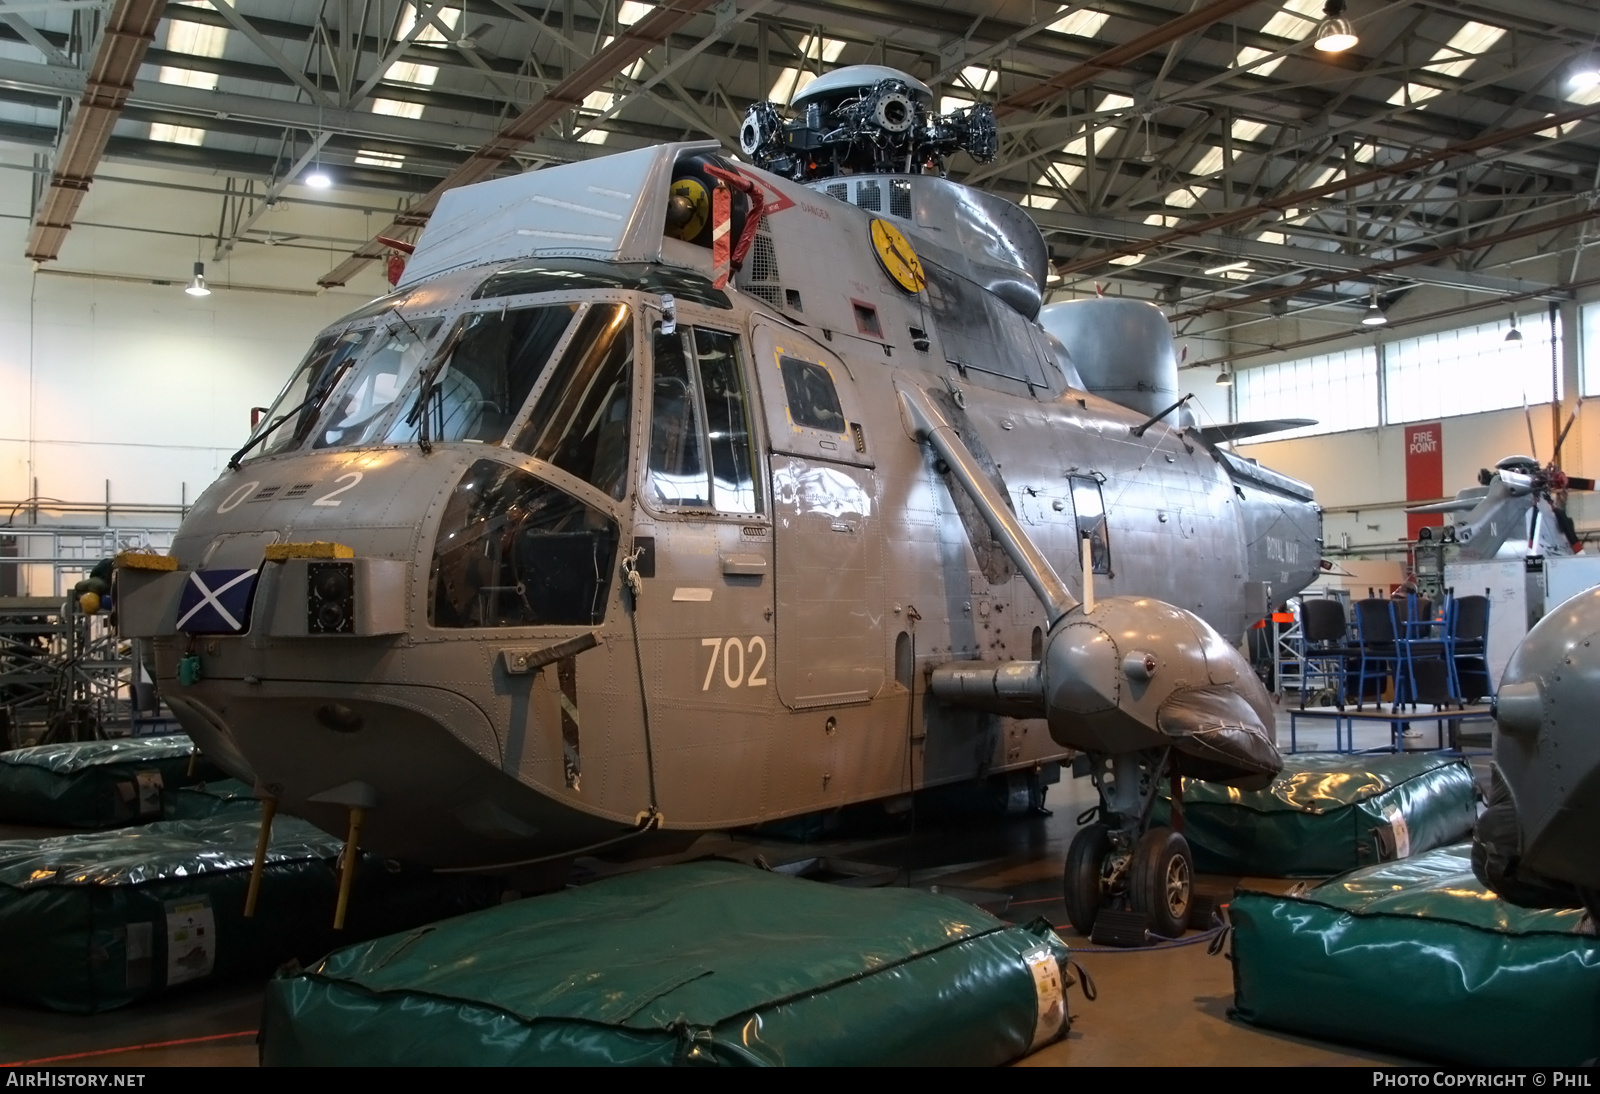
227;359;354;470
405;321;469;454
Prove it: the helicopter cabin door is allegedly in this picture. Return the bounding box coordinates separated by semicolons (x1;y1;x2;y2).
749;320;884;709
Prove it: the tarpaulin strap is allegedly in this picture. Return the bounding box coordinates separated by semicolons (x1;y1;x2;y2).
1069;959;1097;1002
703;163;769;275
1207;925;1233;957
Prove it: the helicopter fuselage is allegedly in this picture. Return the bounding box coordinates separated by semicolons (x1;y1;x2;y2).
122;143;1320;867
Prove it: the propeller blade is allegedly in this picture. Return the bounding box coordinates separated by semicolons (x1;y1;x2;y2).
1554;399;1583;468
1524;395;1540;466
1197;419;1317;444
1405;498;1480;514
1567;476;1597;492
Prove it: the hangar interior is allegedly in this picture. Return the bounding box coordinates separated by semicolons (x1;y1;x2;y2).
0;0;1595;1069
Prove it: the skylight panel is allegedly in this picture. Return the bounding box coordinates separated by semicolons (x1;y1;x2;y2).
372;99;424;120
1386;20;1506;109
1257;230;1288;245
1047;8;1109;39
1231;0;1323;77
150;122;206;146
1166;186;1207;208
1027;94;1135;197
619;2;652;25
767;35;847;103
1190;146;1225;176
397;3;458;45
944;66;997;113
158;1;226;93
355;149;406;168
1258;0;1324;39
1145;213;1180;228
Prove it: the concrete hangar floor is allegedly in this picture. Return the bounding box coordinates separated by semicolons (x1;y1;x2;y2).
0;717;1421;1068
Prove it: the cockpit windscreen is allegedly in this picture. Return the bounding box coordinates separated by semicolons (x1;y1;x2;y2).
314;319;443;449
247;327;374;459
386;304;578;447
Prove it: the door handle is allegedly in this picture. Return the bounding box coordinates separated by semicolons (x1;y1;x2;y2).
721;554;767;576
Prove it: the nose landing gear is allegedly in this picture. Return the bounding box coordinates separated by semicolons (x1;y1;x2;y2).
1061;748;1195;943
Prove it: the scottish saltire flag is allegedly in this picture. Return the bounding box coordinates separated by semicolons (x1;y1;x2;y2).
176;569;260;634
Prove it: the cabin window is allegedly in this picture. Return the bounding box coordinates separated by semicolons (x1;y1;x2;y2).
386;305;577;448
315;318;443;449
249;327;374;458
429;459;619;628
647;325;760;514
509;304;634;500
779;357;845;434
1070;476;1112;575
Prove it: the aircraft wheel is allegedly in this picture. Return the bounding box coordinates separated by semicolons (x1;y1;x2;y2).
1062;822;1111;936
1129;826;1193;938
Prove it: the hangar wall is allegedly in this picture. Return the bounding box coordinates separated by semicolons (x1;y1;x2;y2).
0;158;376;521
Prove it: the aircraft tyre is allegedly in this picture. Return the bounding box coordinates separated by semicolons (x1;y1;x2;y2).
1062;822;1112;936
1129;826;1193;938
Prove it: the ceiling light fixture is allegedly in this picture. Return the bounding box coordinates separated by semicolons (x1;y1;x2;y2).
185;261;211;297
1204;260;1250;275
1505;312;1523;342
305;167;332;189
1215;365;1233;386
1361;288;1386;326
1571;58;1600;90
1313;0;1358;53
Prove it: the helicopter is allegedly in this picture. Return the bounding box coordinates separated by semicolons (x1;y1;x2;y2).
1406;403;1593;560
114;66;1322;936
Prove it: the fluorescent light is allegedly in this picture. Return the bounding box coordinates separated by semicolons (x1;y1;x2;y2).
1204;260;1250;275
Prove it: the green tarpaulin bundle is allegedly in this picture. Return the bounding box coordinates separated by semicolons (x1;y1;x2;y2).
262;860;1072;1066
0;735;225;828
0;815;499;1013
1151;751;1477;876
1231;845;1600;1066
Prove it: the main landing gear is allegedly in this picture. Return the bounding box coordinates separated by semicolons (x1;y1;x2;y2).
1062;748;1196;942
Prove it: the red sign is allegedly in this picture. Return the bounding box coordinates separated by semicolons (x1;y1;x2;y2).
1405;422;1444;539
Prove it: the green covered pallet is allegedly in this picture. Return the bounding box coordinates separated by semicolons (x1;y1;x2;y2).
263;861;1072;1067
1231;845;1600;1066
0;815;498;1013
0;735;225;828
1151;752;1477;876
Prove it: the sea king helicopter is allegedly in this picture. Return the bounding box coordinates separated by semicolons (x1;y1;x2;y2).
115;66;1321;937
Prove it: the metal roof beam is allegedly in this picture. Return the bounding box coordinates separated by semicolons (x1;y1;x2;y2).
1031;208;1567;300
1053;98;1600;278
317;0;721;288
25;0;165;262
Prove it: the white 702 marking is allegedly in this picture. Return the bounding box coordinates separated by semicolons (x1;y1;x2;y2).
701;636;769;690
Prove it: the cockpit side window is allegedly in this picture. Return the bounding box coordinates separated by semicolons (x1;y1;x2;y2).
386;305;577;448
647;327;707;507
778;357;845;434
647;325;761;514
430;459;619;628
314;319;442;449
510;303;634;500
250;328;374;458
1069;476;1112;576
